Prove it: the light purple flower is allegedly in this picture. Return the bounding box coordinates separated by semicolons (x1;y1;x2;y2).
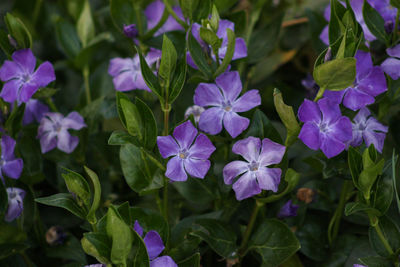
157;121;215;181
134;221;177;267
194;71;261;138
324;51;387;111
84;264;105;267
144;0;184;36
353;265;367;267
277;200;299;218
23;99;49;125
187;20;247;68
381;44;400;80
298;98;353;158
184;105;205;123
108;48;161;92
0;49;55;104
223;137;285;201
350;108;388;153
37;112;86;154
5;187;25;222
0;135;23;180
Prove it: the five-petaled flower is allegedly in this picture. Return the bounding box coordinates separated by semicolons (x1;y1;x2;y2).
157;120;215;181
134;220;177;267
298;98;353;158
381;44;400;80
223;136;285;201
108;48;161;92
37;112;86;154
277;200;299;218
194;71;261;138
0;49;55;104
0;135;23;180
144;0;184;36
350;107;388;153
5;187;26;222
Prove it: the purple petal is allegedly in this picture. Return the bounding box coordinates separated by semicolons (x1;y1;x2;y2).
232;136;261;162
157;136;179;158
12;49;36;74
298;122;320;150
0;60;22;81
184;158;211;179
198;107;224;135
232;38;247;60
189;134;215;159
232;89;261;113
353;107;371;124
381;57;400;80
223;112;249;138
144;0;165;30
364;131;387;153
256;167;281;192
215;71;242;102
144;230;165;260
386;44;400;58
30;61;56;87
216;20;235;40
232;171;261;201
57;129;79;154
2;135;17;160
350;127;364;148
298;99;321;123
186;52;198;69
342;88;375;111
19;82;39;103
277;200;299;218
3;159;23;179
259;138;285;166
5;187;25;222
108;58;134;77
355;51;373;79
23;99;49;125
323;90;345;105
366;117;388;133
194;83;224;107
357;66;387;97
165;156;187;181
39;131;58;153
319;26;329;45
134;220;143;237
223;160;249;185
318;98;340;124
112;70;141;92
63;112;86;130
0;79;21;103
150;256;178;267
329;116;353;143
320;134;346;158
173;121;197;150
145;49;162;65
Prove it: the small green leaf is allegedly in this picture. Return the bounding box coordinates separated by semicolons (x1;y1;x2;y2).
169;56;187;104
55;19;81;59
137;48;164;100
199;27;222;56
33;87;59;99
4;13;32;49
110;0;135;31
363;0;389;43
178;252;201;267
77;0;95;48
214;28;235;77
35;193;86;219
313;57;356;91
359;146;385;201
344;202;381;216
131;229;150;267
359;256;392;267
187;28;213;78
5;103;25;138
85;166;101;225
81;232;111;264
159;35;178;90
61;168;91;207
179;0;199;21
372;173;393;216
120;98;143;140
0;29;14;57
348;147;363;189
328;0;347;44
108;130;139;146
245;109;282;143
135;98;157;150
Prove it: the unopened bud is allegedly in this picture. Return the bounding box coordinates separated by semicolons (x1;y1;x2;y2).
385;21;394;34
324;47;332;62
296;188;315;204
123;24;138;39
8;34;18;49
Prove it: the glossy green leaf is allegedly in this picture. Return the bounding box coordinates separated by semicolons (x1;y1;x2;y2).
214;28;235;77
247;219;300;266
159;35;177;90
187;28;213;78
359;146;385;201
35;193;86;219
348;147;363;189
359;256;392;267
169;56;187;104
120;98;143;140
372;174;393;216
245;109;282;144
179;0;199;21
61;168;91;207
135;98;157;150
77;0;95;47
193;0;212;22
178;252;201;267
137;48;163;100
108;130;139;146
344;202;381;216
313;57;356;91
369;216;400;257
5;103;25;137
4;13;32;49
363;0;389;43
199;27;222;56
131;228;150;267
55;19;81;59
328;0;346;44
0;29;14;57
115;91;130;129
391;0;400;8
85;166;101;225
81;232;111;264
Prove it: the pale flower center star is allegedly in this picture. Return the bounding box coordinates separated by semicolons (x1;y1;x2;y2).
248;161;259;172
319;122;329;133
21;73;31;83
179;149;188;159
222;100;232;112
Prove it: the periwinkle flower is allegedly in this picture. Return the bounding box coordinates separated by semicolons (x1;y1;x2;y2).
194;71;261;138
123;24;138;39
134;221;177;267
184;105;205;123
0;49;55;104
144;0;184;36
157;121;215;181
277;200;299;218
298;98;353;158
381;44;400;80
0;135;23;180
37;112;86;154
223;137;285;201
324;51;387;111
108;48;161;92
23;99;49;125
350;108;388;153
353;265;366;267
84;264;105;267
5;187;25;222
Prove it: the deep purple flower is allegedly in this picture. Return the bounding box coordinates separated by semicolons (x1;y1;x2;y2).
0;49;55;104
0;135;23;180
5;187;25;222
108;48;161;92
37;112;86;154
144;0;184;36
123;24;138;39
194;71;261;138
157;121;215;181
23;99;49;125
223;137;285;201
381;44;400;80
350;108;388;153
324;51;387;111
187;20;247;68
277;200;299;218
134;221;177;267
298;98;353;158
184;105;205;123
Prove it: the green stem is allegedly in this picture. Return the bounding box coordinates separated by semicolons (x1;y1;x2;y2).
83;65;91;105
161;102;170;248
239;200;264;256
162;0;188;30
45;97;58;112
313;87;326;102
371;217;394;255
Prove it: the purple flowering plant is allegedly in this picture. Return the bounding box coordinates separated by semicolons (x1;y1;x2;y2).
1;0;400;266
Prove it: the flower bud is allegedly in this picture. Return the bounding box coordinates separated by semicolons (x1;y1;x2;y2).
123;24;138;39
324;47;332;62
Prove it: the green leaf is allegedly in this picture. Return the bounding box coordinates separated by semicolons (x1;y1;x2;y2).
131;229;150;267
369;216;400;257
344;202;381;216
199;27;222;56
328;0;346;44
81;232;111;264
110;0;135;31
190;218;237;258
359;146;385;201
179;0;199;21
187;28;213;78
193;0;212;22
391;0;400;8
169;56;187;104
359;256;392;267
4;13;32;49
363;0;389;43
313;57;356;91
178;253;201;267
61;168;91;207
0;178;7;218
392;152;400;214
348;147;363;189
77;0;95;47
119;98;143;140
135;98;157;150
35;193;86;219
0;243;29;260
247;219;300;266
5;103;25;137
159;35;178;90
84;166;101;225
214;28;235;77
33;87;59;99
106;205;134;266
245;109;282;144
55;19;81;59
0;29;14;57
372;174;393;216
108;130;139;146
137;48;163;100
115;91;130;129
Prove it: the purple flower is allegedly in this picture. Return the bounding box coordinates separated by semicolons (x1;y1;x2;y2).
123;24;138;39
223;137;285;201
84;265;105;267
298;98;353;158
184;105;205;123
350;108;388;153
108;48;161;92
0;135;23;180
134;221;177;267
0;49;55;104
144;0;184;36
37;112;86;154
194;71;261;138
5;187;25;222
23;99;49;125
381;44;400;80
187;20;247;68
324;51;387;111
353;265;367;267
157;121;215;181
277;200;299;218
